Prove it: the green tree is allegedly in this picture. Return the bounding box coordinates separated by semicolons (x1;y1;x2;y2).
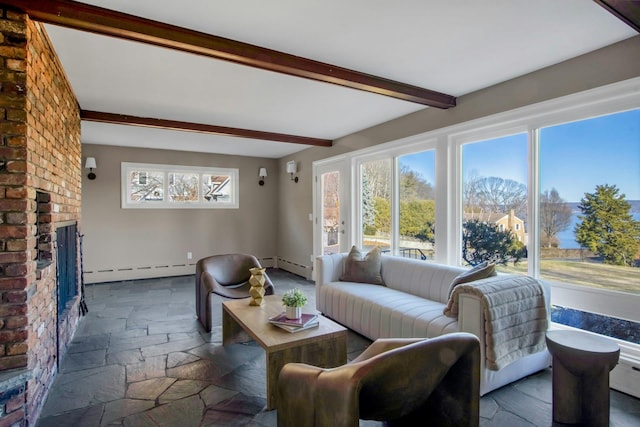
462;219;525;266
374;197;390;234
399;199;435;242
575;184;640;266
540;188;573;248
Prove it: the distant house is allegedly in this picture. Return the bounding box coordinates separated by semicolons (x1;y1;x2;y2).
464;210;526;244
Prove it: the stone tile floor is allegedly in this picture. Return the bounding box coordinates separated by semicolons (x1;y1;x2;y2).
36;269;640;426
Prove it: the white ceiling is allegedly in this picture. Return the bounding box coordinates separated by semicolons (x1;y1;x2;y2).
43;0;636;158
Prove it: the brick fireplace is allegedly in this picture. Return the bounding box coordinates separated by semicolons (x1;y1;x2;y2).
0;7;82;426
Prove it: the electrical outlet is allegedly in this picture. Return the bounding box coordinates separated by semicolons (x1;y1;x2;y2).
187;252;193;260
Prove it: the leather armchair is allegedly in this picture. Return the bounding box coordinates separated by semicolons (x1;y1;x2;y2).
277;332;480;427
195;253;275;331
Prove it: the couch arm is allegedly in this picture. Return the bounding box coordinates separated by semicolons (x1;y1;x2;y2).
458;294;487;369
457;277;551;371
315;254;346;309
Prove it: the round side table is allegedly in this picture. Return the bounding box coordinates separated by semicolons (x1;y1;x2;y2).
546;330;619;427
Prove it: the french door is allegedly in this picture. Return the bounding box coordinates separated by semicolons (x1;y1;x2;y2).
313;159;350;263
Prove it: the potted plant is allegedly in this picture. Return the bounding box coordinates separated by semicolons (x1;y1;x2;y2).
282;288;307;319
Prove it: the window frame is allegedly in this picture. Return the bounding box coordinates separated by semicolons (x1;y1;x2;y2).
322;77;640;355
121;162;239;209
455;129;531;271
449;105;639;324
354;140;439;258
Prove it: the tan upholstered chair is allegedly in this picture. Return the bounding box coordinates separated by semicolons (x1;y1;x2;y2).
277;332;480;427
195;254;275;331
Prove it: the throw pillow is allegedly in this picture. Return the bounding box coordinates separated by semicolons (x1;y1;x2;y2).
446;261;496;299
339;246;384;285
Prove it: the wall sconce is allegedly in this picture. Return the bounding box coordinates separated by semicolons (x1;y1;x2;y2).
85;157;97;180
258;167;267;186
286;161;298;183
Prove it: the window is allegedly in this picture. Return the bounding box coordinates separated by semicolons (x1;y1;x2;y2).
138;171;148;185
168;172;199;203
358;150;436;260
539;109;640;342
122;163;238;209
398;150;436;260
321;171;341;254
539;110;640;294
337;78;640;347
360;158;392;251
202;174;233;203
129;170;164;202
461;134;528;270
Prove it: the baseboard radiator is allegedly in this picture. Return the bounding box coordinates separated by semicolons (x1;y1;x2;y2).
84;264;196;284
611;350;640;398
275;257;312;280
84;256;278;284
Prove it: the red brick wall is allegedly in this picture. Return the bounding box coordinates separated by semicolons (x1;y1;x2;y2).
0;382;26;427
0;7;81;426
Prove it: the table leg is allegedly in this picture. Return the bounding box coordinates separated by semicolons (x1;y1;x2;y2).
552;356;581;424
222;305;251;346
582;367;613;427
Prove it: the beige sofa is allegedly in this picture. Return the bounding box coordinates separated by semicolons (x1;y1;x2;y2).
316;253;551;395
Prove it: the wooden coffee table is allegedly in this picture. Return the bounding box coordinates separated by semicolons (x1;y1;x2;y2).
222;295;347;410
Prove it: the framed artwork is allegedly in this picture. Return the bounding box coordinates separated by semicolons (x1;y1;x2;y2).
122;162;239;209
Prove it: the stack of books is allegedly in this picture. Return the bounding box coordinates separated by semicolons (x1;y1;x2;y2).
269;312;319;333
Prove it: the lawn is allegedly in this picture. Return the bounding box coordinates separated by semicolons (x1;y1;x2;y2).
499;259;640;295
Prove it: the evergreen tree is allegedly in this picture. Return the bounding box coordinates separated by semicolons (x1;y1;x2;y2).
361;170;376;234
575;184;640;266
374;197;390;234
462;219;525;266
399;199;435;242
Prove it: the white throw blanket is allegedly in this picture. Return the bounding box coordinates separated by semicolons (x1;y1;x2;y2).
444;275;548;370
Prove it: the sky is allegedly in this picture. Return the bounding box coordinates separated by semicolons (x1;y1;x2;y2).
463;133;528;189
401;108;640;203
539;109;640;202
399;150;435;184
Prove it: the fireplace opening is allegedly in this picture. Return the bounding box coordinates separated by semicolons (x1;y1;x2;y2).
56;222;78;317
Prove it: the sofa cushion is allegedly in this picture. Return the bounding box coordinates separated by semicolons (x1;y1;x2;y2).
380;257;466;303
318;281;459;340
447;261;496;299
340;246;384;285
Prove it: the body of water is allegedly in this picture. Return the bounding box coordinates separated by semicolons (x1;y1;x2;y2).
556;210;640;249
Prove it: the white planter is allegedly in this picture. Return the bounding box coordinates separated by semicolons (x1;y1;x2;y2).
285;306;302;320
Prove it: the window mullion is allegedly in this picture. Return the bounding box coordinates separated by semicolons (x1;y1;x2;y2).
391;156;399;256
528;128;541;278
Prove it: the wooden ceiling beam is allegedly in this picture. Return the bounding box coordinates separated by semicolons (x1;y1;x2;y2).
80;110;333;147
5;0;456;109
594;0;640;33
